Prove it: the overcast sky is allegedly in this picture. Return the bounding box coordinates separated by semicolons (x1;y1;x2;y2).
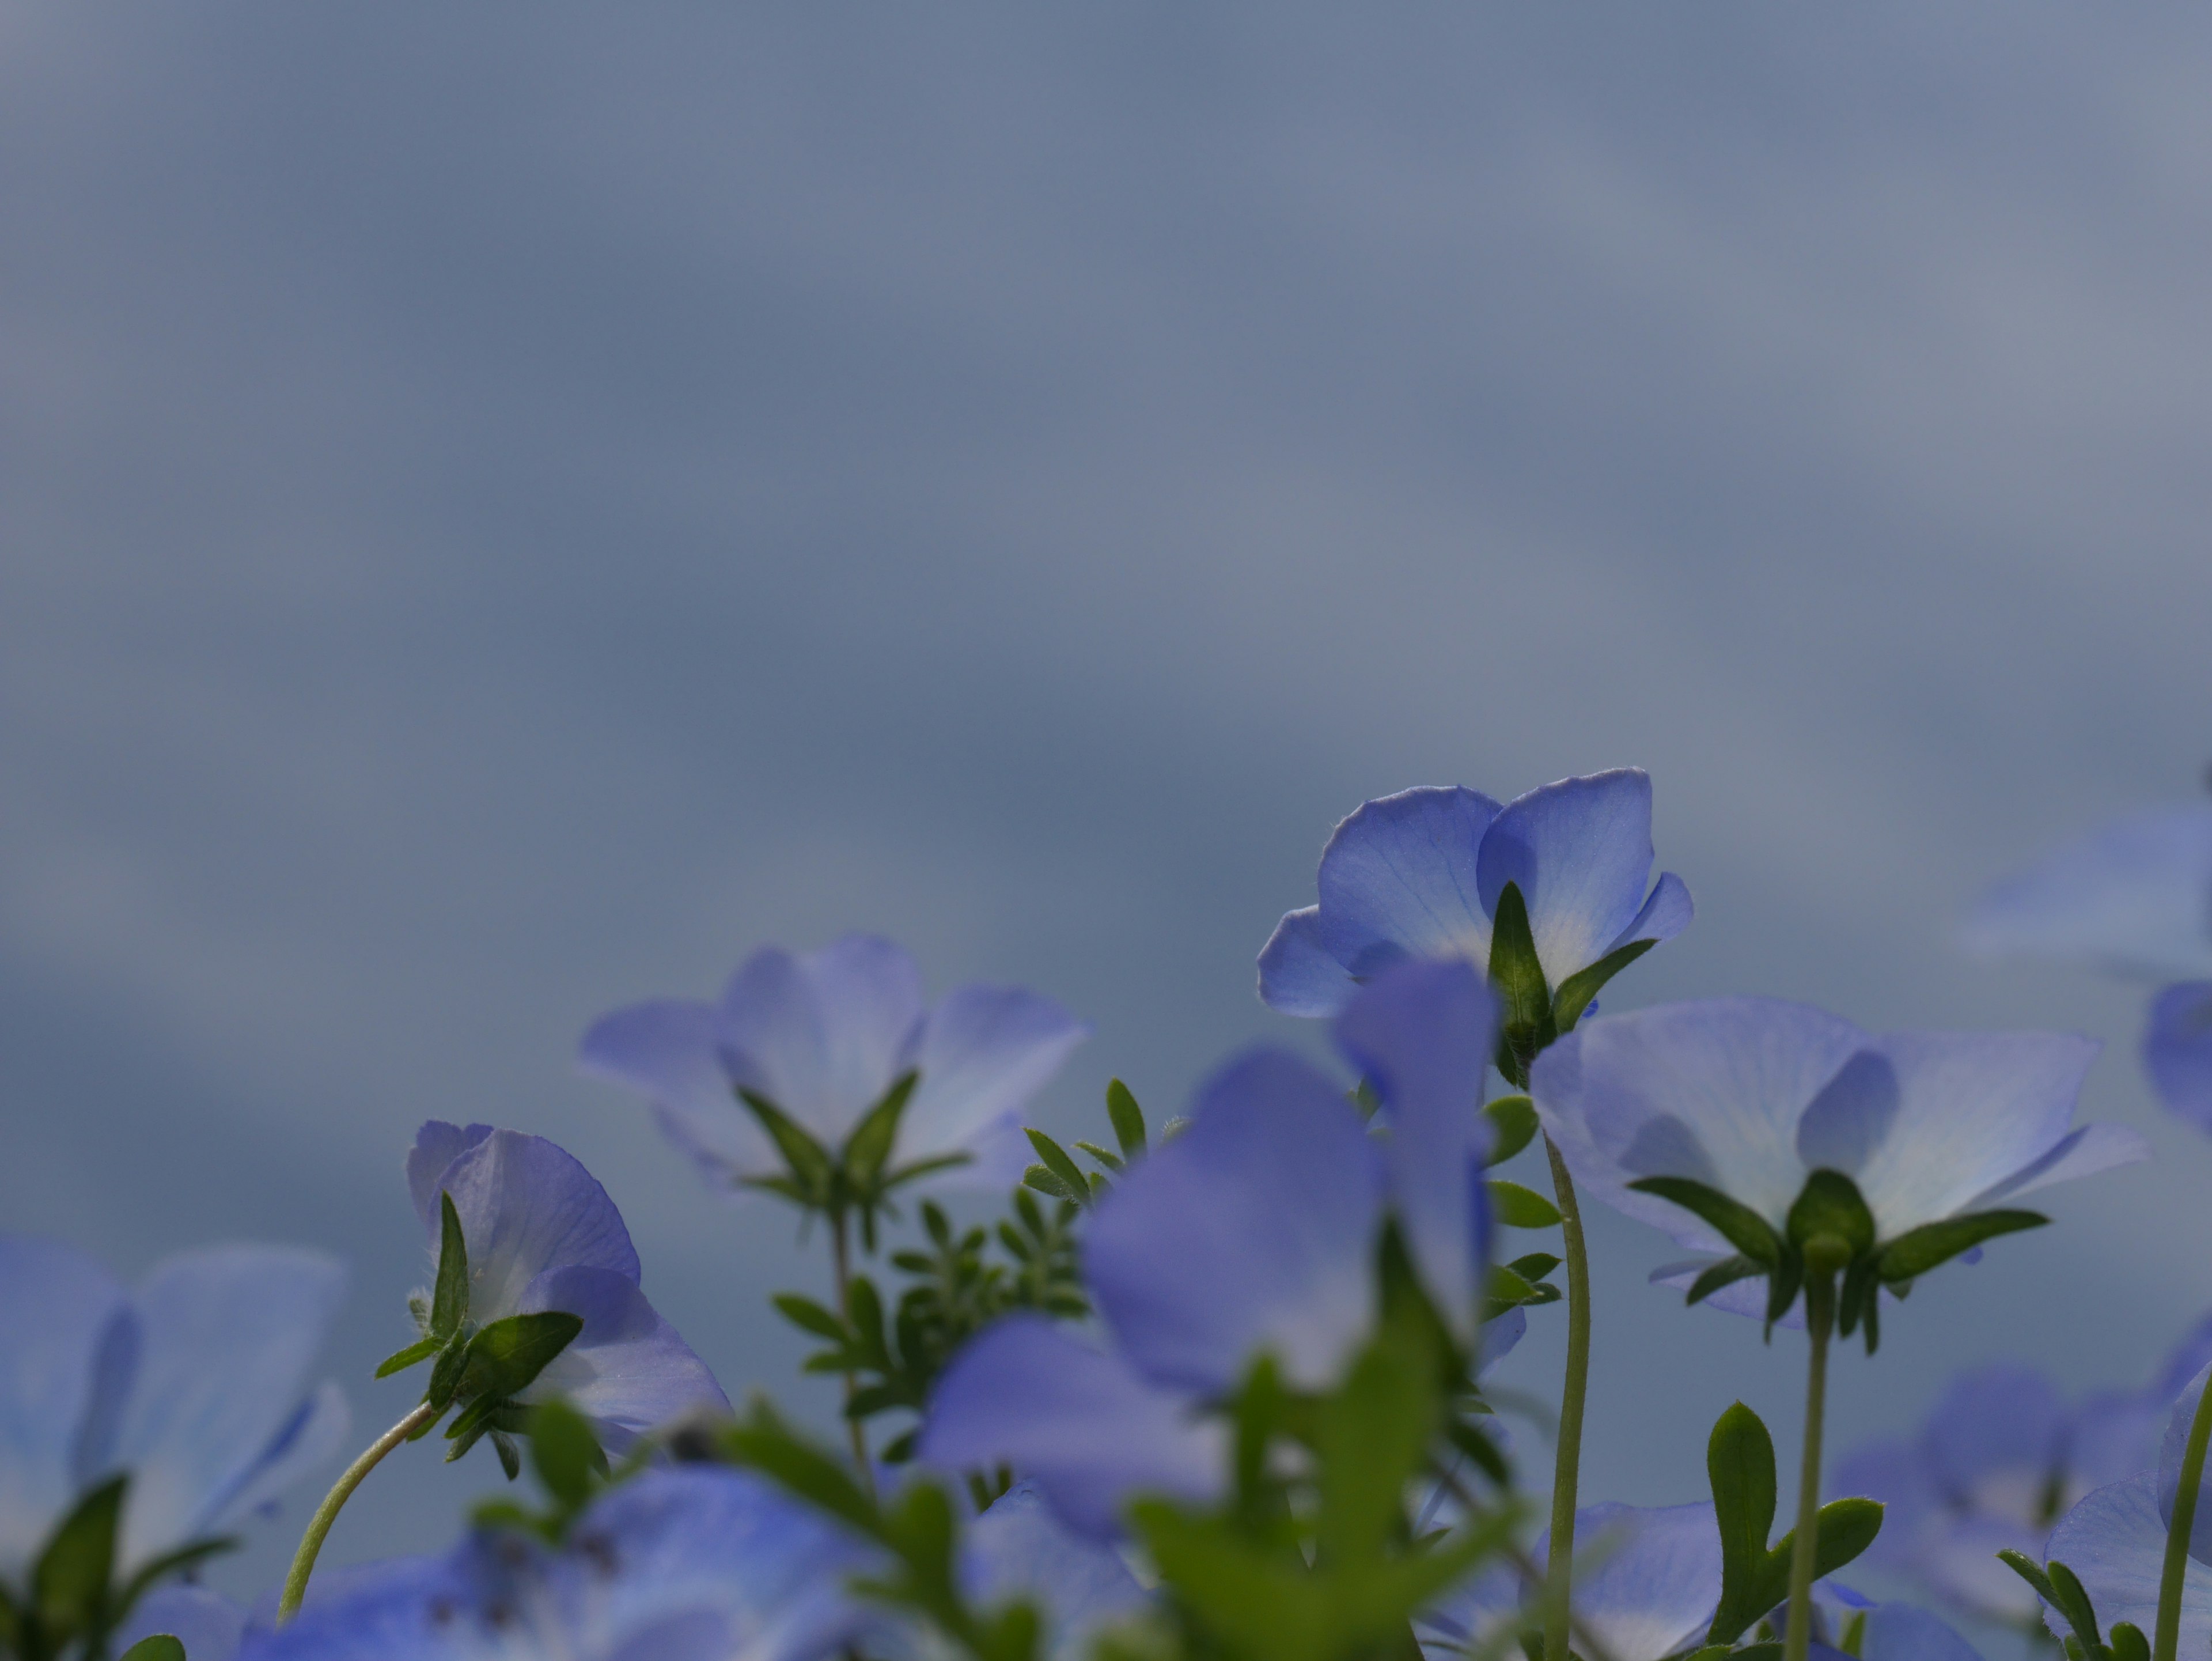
5;3;2211;1615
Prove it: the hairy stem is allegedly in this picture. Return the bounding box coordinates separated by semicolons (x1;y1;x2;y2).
1540;1134;1593;1661
2156;1370;2212;1661
279;1401;439;1622
1783;1275;1836;1661
830;1209;875;1496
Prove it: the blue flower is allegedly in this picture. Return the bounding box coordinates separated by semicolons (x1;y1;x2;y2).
407;1124;728;1450
115;1587;248;1661
1530;998;2145;1321
0;1235;349;1586
580;934;1088;1194
2039;1469;2212;1657
1259;771;1691;1019
963;1480;1150;1660
1418;1501;1724;1661
1965;803;2212;1130
1835;1317;2212;1624
1820;1601;1984;1661
241;1466;877;1661
922;960;1515;1539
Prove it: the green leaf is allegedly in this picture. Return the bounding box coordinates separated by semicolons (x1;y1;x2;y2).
1107;1079;1147;1157
374;1335;445;1379
2111;1622;2150;1661
1839;1610;1868;1658
120;1639;188;1661
527;1399;602;1509
880;1151;974;1194
491;1429;523;1481
1874;1210;2048;1283
1487;1179;1562;1229
1482;1095;1539;1164
1626;1176;1783;1265
738;1089;838;1204
843;1070;920;1193
844;1276;892;1371
1551;937;1656;1032
1764;1250;1803;1337
1506;1252;1561;1283
1024;1130;1092;1206
1315;1322;1442;1564
1073;1140;1124;1173
423;1332;469;1413
1838;1257;1881;1348
1685;1255;1764;1307
772;1294;851;1342
35;1471;126;1640
1705;1402;1779;1647
1486;883;1555;1084
431;1190;470;1338
456;1311;585;1402
723;1409;881;1536
1797;1496;1884;1583
2045;1558;2102;1649
1786;1170;1876;1261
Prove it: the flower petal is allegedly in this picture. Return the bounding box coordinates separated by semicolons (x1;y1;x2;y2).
718;938;925;1146
1478;771;1664;985
2048;1473;2212;1652
1314;787;1501;976
116;1586;247;1661
518;1266;729;1449
2146;982;2212;1136
1609;871;1694;956
921;1315;1225;1541
433;1129;641;1322
1963;805;2212;981
1549;1501;1723;1661
404;1122;493;1234
964;1481;1149;1661
0;1237;125;1580
578;1000;771;1182
1257;907;1358;1018
900;984;1089;1170
1914;1365;2066;1511
1086;1049;1384;1394
198;1378;351;1539
1857;1602;1984;1661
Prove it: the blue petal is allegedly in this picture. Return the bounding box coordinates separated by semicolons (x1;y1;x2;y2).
1532;998;1868;1246
1335;959;1498;1342
116;1587;247;1661
239;1549;490;1659
1963;805;2212;981
1609;871;1694;956
1536;1501;1724;1661
1257;907;1358;1018
431;1129;641;1321
199;1378;351;1538
1649;1259;1806;1328
717;937;926;1147
1313;787;1501;977
2146;982;2212;1136
404;1122;492;1234
964;1481;1149;1661
2153;1311;2212;1406
1086;1049;1384;1393
1831;1439;1945;1586
2160;1363;2212;1565
921;1315;1225;1541
0;1238;124;1580
901;983;1089;1173
1919;1364;2066;1500
517;1266;729;1448
2069;1388;2169;1494
1479;771;1668;985
93;1246;348;1572
2048;1473;2212;1653
1480;1306;1527;1374
1416;1558;1520;1655
578;1000;771;1183
1857;1603;1984;1661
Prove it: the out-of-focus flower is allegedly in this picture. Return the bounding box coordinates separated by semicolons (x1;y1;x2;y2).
0;1235;348;1585
1964;803;2212;1131
2039;1470;2212;1656
579;934;1087;1195
115;1586;248;1661
1258;770;1691;1021
962;1480;1149;1661
1531;998;2143;1329
406;1123;728;1451
923;962;1516;1539
242;1466;875;1661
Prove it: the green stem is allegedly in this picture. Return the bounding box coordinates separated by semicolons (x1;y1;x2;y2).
1540;1134;1593;1661
278;1401;438;1622
2155;1369;2212;1661
830;1209;876;1496
1783;1272;1836;1661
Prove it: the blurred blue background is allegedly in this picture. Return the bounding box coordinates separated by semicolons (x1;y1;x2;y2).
5;3;2211;1618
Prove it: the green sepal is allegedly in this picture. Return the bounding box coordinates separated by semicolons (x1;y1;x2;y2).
1763;1250;1803;1338
1023;1131;1092;1208
842;1070;921;1195
1487;1179;1562;1229
2111;1622;2150;1661
1486;883;1554;1085
1106;1080;1147;1157
1874;1210;2048;1282
374;1335;445;1379
119;1639;187;1661
738;1089;838;1205
1838;1257;1881;1349
423;1333;469;1414
431;1190;470;1338
491;1429;523;1481
1626;1176;1783;1265
2044;1558;2103;1649
1482;1095;1539;1164
454;1311;585;1402
1786;1170;1876;1261
33;1471;126;1642
1550;937;1656;1033
1685;1255;1764;1307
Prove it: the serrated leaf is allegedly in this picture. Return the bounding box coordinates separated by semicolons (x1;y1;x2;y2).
1685;1255;1764;1307
737;1089;837;1202
1107;1079;1146;1156
1487;1179;1562;1229
1021;1164;1081;1202
1875;1210;2048;1282
1482;1095;1539;1163
1787;1170;1876;1259
374;1335;444;1379
1627;1176;1783;1265
456;1311;585;1402
772;1294;850;1342
1024;1130;1091;1206
842;1070;919;1193
1551;937;1656;1032
1073;1140;1124;1173
432;1190;470;1338
35;1471;126;1639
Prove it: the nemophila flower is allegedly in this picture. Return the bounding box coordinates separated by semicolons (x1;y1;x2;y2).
0;1235;347;1622
963;1480;1149;1660
1530;998;2145;1340
247;1466;877;1661
1837;1317;2212;1624
402;1123;728;1453
1258;771;1690;1077
922;960;1515;1540
580;935;1088;1210
1964;803;2212;1132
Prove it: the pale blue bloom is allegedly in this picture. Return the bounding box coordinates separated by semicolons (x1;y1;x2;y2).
1830;1602;1983;1661
1259;770;1691;1017
407;1123;728;1450
1531;998;2144;1313
580;934;1088;1193
963;1480;1149;1660
0;1235;349;1584
923;961;1515;1540
2040;1471;2212;1655
115;1586;248;1661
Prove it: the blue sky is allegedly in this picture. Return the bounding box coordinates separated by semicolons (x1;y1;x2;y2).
5;3;2211;1607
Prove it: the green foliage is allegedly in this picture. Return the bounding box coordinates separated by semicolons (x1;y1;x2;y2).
1024;1080;1156;1205
0;1474;236;1661
739;1070;972;1250
1998;1550;2135;1661
1486;1181;1561;1230
1481;1096;1539;1164
118;1640;187;1661
1487;883;1554;1088
1703;1402;1884;1646
469;1399;617;1542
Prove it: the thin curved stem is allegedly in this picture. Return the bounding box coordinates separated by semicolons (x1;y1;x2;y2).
1783;1277;1835;1661
2155;1372;2212;1661
1539;1134;1592;1661
829;1209;876;1497
279;1401;438;1621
